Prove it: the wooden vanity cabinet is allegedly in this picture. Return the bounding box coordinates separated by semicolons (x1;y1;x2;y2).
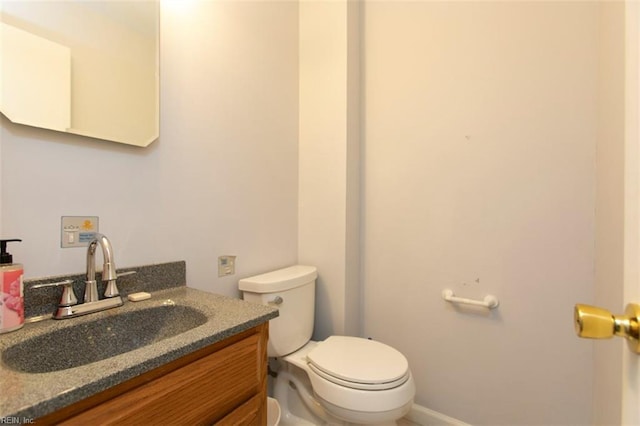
37;323;269;426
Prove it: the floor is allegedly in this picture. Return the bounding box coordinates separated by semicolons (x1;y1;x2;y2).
398;419;422;426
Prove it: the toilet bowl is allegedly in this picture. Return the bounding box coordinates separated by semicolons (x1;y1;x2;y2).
239;266;416;425
283;338;415;424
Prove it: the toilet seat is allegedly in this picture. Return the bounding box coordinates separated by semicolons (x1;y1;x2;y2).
306;336;410;391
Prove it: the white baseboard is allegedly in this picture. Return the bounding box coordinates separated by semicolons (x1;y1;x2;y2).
405;404;471;426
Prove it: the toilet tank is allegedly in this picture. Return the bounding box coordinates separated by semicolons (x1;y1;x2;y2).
239;265;317;357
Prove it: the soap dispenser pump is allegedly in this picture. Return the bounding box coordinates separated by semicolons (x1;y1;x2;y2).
0;239;24;333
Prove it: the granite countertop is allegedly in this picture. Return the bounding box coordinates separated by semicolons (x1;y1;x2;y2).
0;286;278;420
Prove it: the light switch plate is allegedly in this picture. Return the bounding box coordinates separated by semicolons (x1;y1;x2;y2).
61;216;99;248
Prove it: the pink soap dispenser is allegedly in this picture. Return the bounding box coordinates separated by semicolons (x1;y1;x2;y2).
0;239;24;333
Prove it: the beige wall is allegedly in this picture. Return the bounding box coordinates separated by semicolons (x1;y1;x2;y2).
622;2;640;422
0;1;299;296
298;0;361;339
361;2;598;424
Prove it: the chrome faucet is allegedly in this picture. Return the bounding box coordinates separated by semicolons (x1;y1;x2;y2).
32;233;125;319
85;233;119;302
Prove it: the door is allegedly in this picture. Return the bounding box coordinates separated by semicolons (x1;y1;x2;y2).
586;2;640;424
621;1;640;422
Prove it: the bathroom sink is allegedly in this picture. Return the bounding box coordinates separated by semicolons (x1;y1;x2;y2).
1;304;208;373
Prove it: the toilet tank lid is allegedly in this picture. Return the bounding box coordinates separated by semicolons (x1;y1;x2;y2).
238;265;317;293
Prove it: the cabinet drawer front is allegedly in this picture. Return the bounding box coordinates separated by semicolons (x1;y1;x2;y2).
215;393;262;425
61;333;262;426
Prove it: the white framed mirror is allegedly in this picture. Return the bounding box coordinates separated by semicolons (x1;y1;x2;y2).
0;0;159;147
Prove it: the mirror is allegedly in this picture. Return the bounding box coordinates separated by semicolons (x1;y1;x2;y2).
0;1;159;147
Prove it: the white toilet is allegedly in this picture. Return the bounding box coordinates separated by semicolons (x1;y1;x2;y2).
239;265;416;425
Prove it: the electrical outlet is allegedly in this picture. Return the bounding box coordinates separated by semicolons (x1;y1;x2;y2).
218;255;236;277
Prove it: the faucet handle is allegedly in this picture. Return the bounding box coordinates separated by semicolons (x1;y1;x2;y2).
31;280;78;307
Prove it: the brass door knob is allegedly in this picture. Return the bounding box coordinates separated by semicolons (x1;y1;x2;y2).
574;303;640;354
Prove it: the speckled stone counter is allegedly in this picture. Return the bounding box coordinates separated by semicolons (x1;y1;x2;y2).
0;273;277;421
